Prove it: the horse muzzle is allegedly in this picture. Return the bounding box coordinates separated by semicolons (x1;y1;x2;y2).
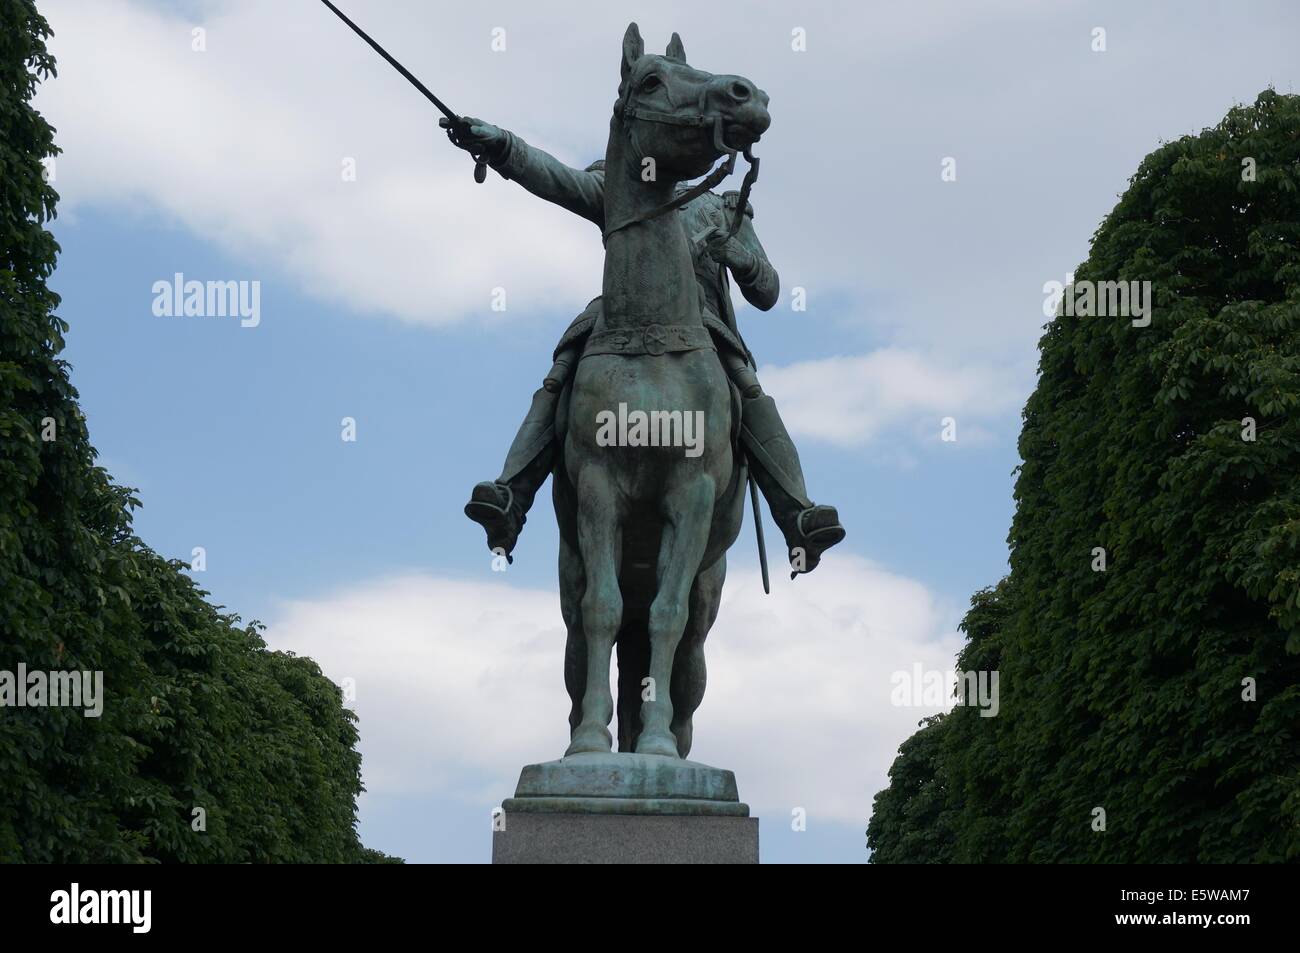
707;76;770;152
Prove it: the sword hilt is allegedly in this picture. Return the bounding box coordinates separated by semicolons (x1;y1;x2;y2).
439;116;488;185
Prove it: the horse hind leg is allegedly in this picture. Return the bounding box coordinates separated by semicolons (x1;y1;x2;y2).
670;554;726;759
615;616;648;752
565;468;624;756
636;476;716;758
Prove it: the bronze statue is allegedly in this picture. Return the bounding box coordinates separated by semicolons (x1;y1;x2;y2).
448;24;844;758
462;160;843;580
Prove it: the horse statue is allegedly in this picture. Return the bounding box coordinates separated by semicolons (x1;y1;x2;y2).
321;6;793;853
449;23;772;767
552;25;770;761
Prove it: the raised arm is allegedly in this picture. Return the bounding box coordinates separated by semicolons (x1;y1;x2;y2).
448;118;604;228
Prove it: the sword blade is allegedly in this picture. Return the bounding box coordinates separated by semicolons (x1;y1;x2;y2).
318;0;460;123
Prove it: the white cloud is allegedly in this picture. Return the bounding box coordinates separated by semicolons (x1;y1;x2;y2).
25;0;1085;345
759;348;1024;448
35;1;1036;452
37;0;1294;361
263;555;965;827
37;0;601;326
32;0;1300;361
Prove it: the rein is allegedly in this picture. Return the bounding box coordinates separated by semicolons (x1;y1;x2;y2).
601;92;759;242
723;146;760;238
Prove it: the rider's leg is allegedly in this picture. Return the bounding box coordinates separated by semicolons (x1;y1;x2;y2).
463;360;570;560
738;383;846;576
465;300;600;559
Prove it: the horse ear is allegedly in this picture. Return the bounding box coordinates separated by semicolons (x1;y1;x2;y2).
621;22;644;82
665;32;687;63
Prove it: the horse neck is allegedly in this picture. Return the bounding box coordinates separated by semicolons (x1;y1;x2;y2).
599;118;702;332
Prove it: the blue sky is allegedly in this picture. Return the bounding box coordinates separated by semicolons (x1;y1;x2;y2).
37;0;1300;862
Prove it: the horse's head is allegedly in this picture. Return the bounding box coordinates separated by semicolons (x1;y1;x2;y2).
614;23;770;180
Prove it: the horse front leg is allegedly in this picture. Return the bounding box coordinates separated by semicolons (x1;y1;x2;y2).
670;554;726;759
558;532;587;738
565;468;623;756
637;476;716;758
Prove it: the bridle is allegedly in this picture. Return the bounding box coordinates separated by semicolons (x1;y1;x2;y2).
602;80;760;243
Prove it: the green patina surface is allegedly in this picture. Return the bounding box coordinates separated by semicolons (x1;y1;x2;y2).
506;753;748;816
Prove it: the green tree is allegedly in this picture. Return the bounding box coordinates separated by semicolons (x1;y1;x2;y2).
0;0;397;863
869;90;1300;863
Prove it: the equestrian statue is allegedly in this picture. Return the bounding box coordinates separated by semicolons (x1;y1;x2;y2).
445;24;845;760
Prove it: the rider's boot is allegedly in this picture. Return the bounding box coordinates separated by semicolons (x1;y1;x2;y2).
464;384;559;562
740;391;846;577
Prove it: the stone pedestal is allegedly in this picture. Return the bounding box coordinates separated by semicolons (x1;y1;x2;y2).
492;752;759;864
492;813;758;864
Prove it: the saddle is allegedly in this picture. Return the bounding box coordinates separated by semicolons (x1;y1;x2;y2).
547;300;754;390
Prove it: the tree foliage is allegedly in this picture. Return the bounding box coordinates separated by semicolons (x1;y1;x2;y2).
0;0;396;863
869;90;1300;863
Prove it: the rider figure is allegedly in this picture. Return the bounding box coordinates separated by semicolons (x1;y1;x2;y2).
452;121;845;576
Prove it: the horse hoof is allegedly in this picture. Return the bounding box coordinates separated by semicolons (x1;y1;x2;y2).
565;725;612;756
671;722;693;759
634;731;679;758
